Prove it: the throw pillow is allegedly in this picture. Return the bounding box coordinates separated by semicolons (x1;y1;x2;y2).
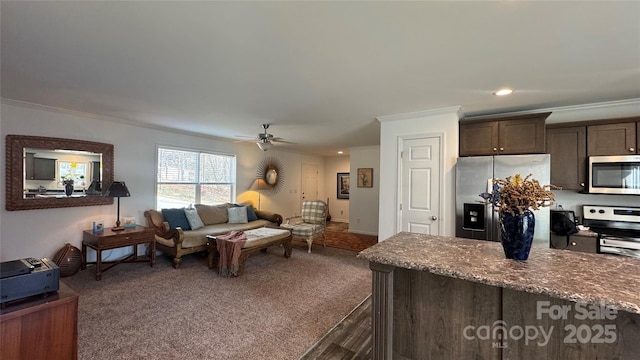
195;204;230;225
246;204;259;222
184;208;205;230
161;208;191;230
227;206;248;224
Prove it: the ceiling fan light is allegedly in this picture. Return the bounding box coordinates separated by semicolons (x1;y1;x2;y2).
257;141;273;151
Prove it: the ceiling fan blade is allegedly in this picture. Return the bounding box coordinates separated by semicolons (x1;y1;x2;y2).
271;138;296;144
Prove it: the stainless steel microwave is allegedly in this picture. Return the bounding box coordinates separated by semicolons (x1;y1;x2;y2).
589;155;640;195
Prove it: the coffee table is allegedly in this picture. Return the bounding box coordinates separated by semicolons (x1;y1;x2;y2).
206;227;292;274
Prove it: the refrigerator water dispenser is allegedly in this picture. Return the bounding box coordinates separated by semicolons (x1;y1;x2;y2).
463;203;486;231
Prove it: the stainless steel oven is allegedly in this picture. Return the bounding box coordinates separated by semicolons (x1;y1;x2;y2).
589;155;640;195
583;205;640;258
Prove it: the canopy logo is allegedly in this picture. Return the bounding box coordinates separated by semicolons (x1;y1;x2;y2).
463;301;618;348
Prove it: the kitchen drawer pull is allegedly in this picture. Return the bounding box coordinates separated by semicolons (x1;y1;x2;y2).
571;241;577;246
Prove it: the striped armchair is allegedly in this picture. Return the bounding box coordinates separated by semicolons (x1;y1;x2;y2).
282;200;327;253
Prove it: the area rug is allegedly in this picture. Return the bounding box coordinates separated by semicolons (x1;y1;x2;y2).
62;245;372;360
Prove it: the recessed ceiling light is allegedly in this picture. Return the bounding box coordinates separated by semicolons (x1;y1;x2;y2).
493;88;514;96
337;151;344;155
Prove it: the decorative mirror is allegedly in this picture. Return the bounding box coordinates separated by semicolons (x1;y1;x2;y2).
6;135;114;211
265;168;278;186
257;157;284;194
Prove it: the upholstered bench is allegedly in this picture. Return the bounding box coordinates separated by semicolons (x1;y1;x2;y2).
206;227;292;275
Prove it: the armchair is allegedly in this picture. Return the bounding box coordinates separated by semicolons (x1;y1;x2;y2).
282;200;328;253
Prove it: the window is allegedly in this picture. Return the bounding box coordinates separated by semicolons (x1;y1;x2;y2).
156;147;235;209
58;161;88;187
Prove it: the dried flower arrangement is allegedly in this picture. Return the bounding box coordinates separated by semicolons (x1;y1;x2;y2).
480;174;557;215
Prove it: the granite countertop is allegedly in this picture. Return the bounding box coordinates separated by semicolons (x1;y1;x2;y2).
358;232;640;314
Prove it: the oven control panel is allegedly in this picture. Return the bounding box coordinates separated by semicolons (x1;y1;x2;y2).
583;205;640;223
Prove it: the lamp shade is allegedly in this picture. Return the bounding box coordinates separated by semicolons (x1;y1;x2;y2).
105;181;130;198
250;178;270;191
257;141;272;151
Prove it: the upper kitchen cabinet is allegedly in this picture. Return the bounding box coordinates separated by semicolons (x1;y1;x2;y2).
587;120;638;156
459;112;550;156
546;125;586;190
25;152;56;181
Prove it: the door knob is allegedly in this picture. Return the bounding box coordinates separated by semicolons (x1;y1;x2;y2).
492;147;497;152
499;147;504;151
630;148;635;152
431;216;438;220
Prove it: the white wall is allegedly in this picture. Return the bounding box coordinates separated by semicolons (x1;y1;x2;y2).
324;155;350;223
378;107;461;241
349;146;380;236
0;100;324;261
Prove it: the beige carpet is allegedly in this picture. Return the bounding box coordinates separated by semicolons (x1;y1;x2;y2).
62;242;371;360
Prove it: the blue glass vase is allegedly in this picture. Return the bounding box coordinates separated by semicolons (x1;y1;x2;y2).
500;210;535;261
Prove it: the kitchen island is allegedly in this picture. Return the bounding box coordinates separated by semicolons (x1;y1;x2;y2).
358;232;640;360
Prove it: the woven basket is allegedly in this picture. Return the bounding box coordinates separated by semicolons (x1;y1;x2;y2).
52;243;83;277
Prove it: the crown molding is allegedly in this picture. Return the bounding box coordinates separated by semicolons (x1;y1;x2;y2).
464;98;640;123
377;106;463;123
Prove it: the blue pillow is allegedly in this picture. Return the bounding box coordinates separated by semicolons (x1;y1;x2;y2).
161;208;191;230
246;205;259;222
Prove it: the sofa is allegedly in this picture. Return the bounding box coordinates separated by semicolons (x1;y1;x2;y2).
144;203;283;268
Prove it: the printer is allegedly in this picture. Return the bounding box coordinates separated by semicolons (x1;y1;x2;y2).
0;258;60;304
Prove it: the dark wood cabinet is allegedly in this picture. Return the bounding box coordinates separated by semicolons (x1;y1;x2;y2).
587;122;637;156
459;121;499;156
25;153;56;180
0;282;78;360
546;125;586;190
459;112;549;156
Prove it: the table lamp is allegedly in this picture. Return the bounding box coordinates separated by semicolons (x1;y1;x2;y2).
105;181;130;231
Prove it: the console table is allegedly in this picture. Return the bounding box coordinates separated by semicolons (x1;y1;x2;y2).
82;225;155;280
1;282;78;360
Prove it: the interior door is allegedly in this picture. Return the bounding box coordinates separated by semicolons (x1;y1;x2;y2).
301;163;318;207
400;136;441;235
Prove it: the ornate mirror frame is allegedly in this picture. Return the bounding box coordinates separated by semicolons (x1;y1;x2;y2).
6;135;114;211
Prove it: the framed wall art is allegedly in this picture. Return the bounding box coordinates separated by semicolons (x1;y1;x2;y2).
357;168;373;188
337;172;350;199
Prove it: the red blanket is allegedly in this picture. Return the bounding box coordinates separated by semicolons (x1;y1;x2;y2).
215;230;247;277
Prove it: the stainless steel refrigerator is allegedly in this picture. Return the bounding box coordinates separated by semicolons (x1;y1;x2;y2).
455;154;551;246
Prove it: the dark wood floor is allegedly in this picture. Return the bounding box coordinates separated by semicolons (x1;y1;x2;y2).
300;295;372;360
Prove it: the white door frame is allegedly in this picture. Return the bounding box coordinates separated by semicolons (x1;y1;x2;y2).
396;132;445;235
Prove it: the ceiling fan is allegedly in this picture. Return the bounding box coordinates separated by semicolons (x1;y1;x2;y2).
237;124;293;151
